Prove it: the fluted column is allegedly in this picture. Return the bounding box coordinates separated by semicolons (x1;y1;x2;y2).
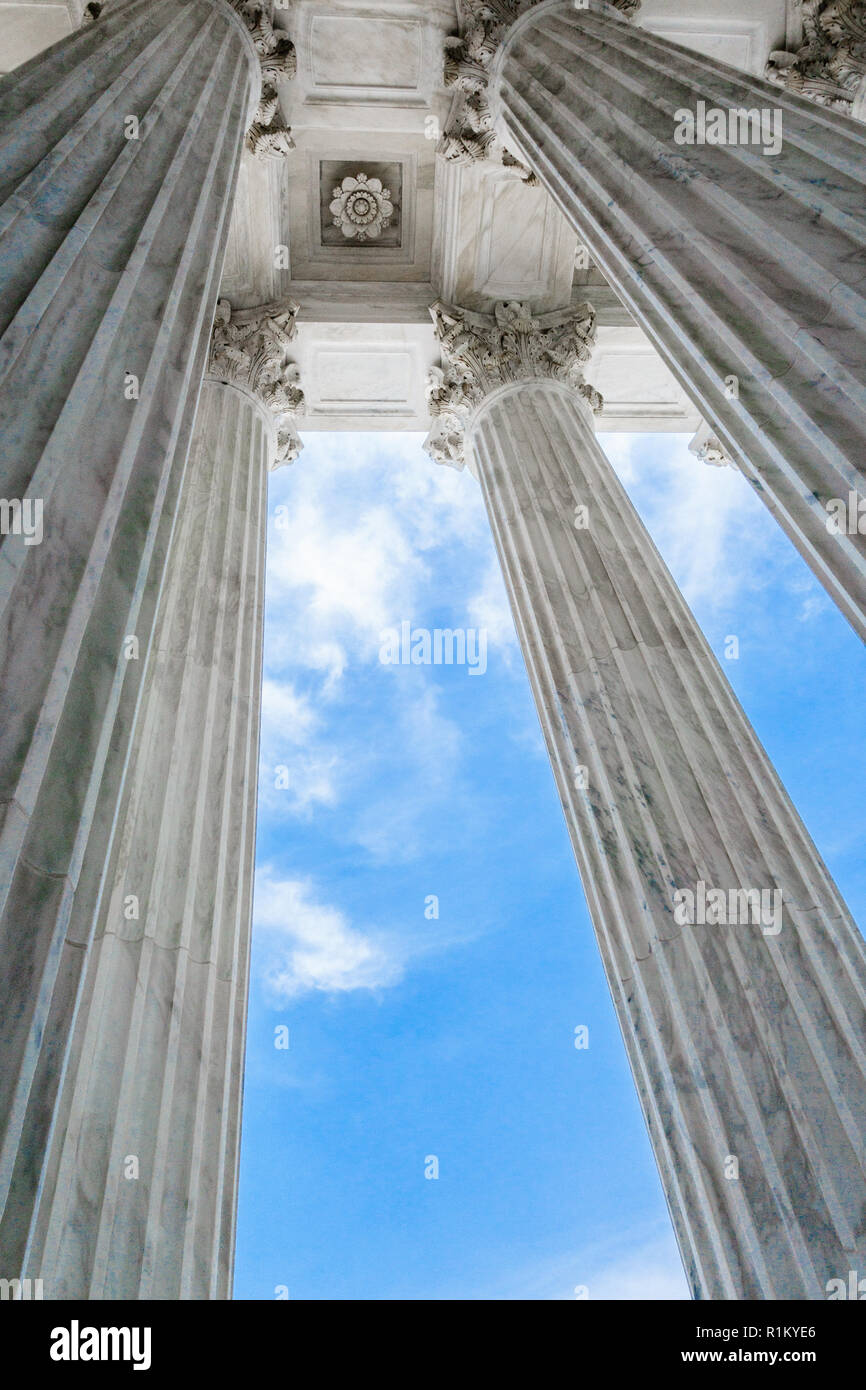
426;300;866;1300
0;0;291;1290
458;0;866;639
15;305;303;1299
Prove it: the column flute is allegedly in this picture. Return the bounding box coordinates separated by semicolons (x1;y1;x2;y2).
441;0;866;638
426;297;866;1300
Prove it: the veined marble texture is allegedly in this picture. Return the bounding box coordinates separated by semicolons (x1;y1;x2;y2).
489;0;866;640
0;0;259;1290
0;0;863;1303
465;372;866;1299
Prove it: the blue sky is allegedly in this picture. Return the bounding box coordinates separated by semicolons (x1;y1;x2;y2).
233;429;866;1301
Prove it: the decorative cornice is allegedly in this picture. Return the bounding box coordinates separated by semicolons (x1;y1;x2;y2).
424;299;601;469
766;0;866;117
439;0;641;179
229;2;297;157
209;299;305;466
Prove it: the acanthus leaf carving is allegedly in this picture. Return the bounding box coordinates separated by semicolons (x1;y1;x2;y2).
230;1;297;157
424;299;601;470
209;299;305;467
766;0;866;116
438;0;641;181
688;420;734;469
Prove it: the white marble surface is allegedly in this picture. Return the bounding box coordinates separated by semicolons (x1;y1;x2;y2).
467;372;866;1299
489;0;866;639
293;320;439;430
432;154;578;314
0;0;79;74
0;0;256;1294
0;0;861;1306
27;379;268;1299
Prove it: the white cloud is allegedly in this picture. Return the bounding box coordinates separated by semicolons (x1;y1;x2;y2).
600;434;776;611
306;640;347;694
389;444;489;552
261;678;317;742
271;753;339;814
265;437;491;695
254;868;403;999
582;1232;690;1300
351;687;463;862
504;1224;689;1301
597;431;639;483
268;498;426;657
259;678;339;813
468;558;517;654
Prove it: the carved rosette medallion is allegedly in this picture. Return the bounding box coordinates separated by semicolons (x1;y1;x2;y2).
329;174;396;241
209;299;305;466
766;0;866;117
424;299;601;470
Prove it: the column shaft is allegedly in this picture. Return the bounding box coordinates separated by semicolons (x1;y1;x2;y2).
488;0;866;638
0;0;259;1278
23;379;268;1299
469;378;866;1299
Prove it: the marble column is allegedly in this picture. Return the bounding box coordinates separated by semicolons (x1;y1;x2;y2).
15;304;303;1299
426;299;866;1300
446;0;866;639
0;0;290;1291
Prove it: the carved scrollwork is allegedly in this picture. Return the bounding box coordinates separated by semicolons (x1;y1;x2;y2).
230;1;297;157
766;0;866;116
209;299;305;466
438;0;640;182
688;420;734;468
424;299;601;469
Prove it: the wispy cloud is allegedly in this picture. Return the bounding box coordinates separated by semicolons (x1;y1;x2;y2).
259;678;339;815
499;1223;689;1301
601;434;788;612
254;867;404;999
579;1230;690;1300
268;497;426;662
260;437;492;847
468;557;517;654
350;686;463;863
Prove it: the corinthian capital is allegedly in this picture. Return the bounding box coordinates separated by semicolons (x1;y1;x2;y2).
229;1;297;156
688;419;734;469
439;0;640;178
424;299;601;469
209;299;305;466
766;0;866;117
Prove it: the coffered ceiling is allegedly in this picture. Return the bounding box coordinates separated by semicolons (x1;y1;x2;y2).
2;0;798;434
